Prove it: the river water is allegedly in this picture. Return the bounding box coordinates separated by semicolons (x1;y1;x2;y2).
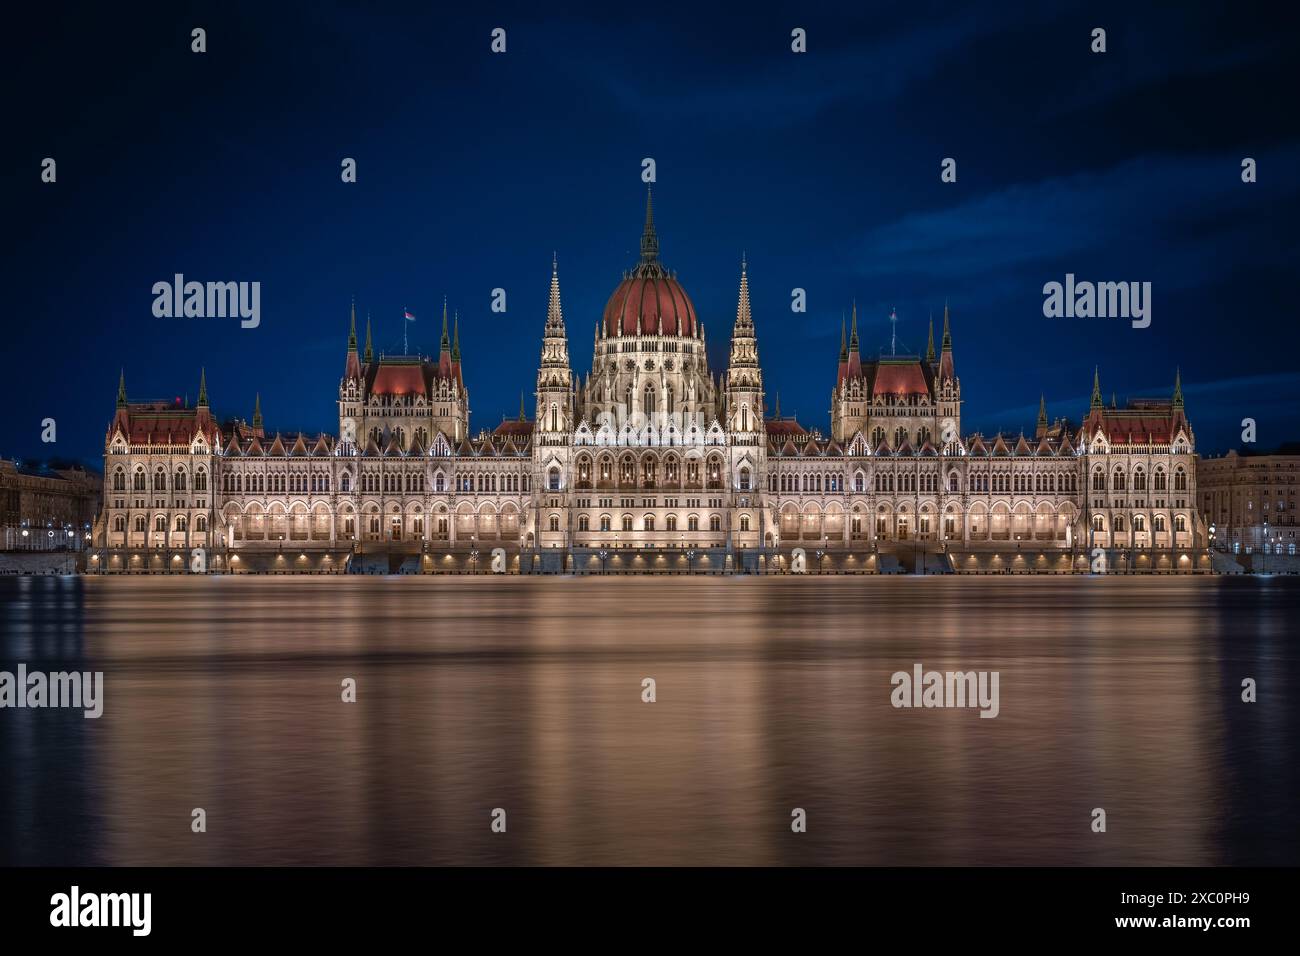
1;575;1296;865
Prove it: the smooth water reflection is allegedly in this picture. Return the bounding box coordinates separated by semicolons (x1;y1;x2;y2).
1;575;1296;865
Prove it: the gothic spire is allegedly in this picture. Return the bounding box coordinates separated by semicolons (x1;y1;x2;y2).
640;185;659;263
364;313;373;363
519;391;527;421
197;368;208;407
941;300;952;350
839;312;848;362
1091;366;1103;409
348;297;357;351
774;392;782;418
734;256;752;332
116;369;127;407
1172;367;1184;409
1037;394;1047;429
440;297;450;353
547;253;565;333
452;311;461;362
252;392;262;430
926;314;936;363
849;301;859;352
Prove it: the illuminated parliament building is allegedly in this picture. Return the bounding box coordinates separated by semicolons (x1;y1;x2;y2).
94;192;1207;573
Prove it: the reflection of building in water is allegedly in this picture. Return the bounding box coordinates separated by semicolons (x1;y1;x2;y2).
94;190;1205;572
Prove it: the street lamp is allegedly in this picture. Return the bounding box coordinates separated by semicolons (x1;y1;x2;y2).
598;548;608;575
470;548;479;574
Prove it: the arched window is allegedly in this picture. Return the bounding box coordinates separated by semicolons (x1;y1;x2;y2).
112;469;125;491
1174;469;1187;491
196;515;207;531
549;514;560;532
600;515;611;532
644;515;656;532
548;467;561;491
709;514;721;532
739;514;750;532
622;514;633;532
578;515;589;531
739;466;751;491
133;469;146;491
666;514;677;531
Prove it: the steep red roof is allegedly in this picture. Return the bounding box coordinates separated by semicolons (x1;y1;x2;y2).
370;363;427;397
1083;401;1187;444
872;361;929;397
109;401;220;446
494;420;534;436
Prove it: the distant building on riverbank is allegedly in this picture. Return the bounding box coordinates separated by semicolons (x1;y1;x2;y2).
0;458;100;551
1197;448;1300;558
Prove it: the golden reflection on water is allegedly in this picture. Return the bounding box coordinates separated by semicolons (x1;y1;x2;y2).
1;576;1295;865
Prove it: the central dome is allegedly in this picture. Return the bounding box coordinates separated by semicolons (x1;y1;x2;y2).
603;272;698;338
602;189;698;338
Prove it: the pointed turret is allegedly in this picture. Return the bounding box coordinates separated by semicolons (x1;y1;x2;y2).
440;297;450;353
725;256;764;435
252;393;263;430
536;255;572;440
1091;366;1103;409
938;301;955;383
344;299;362;380
363;313;373;364
1036;394;1047;438
116;369;127;408
926;314;936;363
451;311;461;363
839;313;848;362
519;392;527;422
197;368;208;407
1172;367;1184;409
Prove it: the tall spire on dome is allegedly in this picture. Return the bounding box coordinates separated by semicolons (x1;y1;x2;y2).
440;297;450;353
197;368;208;407
1091;366;1103;409
1172;367;1184;409
348;297;357;351
849;301;860;352
942;300;952;349
116;369;127;407
640;185;659;263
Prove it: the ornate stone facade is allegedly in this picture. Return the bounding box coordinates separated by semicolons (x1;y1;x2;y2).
95;192;1206;572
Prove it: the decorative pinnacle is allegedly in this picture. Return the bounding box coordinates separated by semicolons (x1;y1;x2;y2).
116;369;127;407
197;367;208;407
639;185;659;263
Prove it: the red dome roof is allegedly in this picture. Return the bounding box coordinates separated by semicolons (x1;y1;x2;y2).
603;273;697;338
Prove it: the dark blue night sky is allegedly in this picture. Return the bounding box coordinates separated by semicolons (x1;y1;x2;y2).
6;0;1299;465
